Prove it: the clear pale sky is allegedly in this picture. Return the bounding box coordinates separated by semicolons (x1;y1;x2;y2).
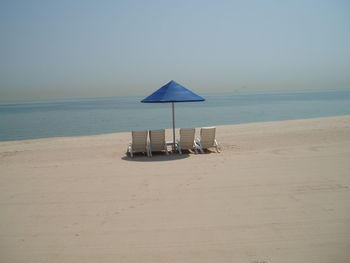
1;0;350;101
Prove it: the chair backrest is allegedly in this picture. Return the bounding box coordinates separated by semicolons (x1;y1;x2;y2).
131;130;148;152
180;128;195;149
149;129;166;151
200;127;216;148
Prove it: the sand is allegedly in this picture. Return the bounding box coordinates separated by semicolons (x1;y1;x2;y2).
1;116;350;263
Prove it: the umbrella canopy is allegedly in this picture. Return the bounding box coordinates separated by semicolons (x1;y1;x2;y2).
141;80;205;152
141;80;205;103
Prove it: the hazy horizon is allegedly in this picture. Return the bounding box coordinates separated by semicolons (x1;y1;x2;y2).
1;0;350;102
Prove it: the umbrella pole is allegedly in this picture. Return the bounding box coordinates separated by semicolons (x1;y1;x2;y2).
172;102;175;152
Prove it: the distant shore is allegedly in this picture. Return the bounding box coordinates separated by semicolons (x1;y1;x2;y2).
1;116;350;262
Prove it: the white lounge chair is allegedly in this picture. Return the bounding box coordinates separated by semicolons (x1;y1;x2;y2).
176;128;198;154
149;129;168;156
127;130;150;157
195;127;221;153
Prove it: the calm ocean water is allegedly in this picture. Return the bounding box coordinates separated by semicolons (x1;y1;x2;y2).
1;89;350;141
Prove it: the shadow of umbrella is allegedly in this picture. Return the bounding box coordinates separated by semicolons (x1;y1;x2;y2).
121;151;190;162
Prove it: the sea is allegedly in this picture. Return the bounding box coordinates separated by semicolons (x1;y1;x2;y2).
1;89;350;141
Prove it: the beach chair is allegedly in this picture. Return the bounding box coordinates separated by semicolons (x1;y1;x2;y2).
127;130;150;157
149;129;168;156
195;127;221;153
176;128;198;154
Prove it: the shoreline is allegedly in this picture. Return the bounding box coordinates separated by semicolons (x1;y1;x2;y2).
1;115;350;262
1;114;349;144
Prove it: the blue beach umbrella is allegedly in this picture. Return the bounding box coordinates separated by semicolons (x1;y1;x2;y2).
141;80;205;151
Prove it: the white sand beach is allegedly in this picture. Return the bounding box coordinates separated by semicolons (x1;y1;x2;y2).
1;116;350;263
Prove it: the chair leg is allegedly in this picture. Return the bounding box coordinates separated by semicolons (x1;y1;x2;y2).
198;144;204;154
177;141;182;154
214;139;221;153
128;145;133;158
193;141;198;154
148;145;152;157
195;140;204;154
146;145;150;157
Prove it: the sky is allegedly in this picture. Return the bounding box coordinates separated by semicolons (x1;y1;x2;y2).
1;0;350;101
